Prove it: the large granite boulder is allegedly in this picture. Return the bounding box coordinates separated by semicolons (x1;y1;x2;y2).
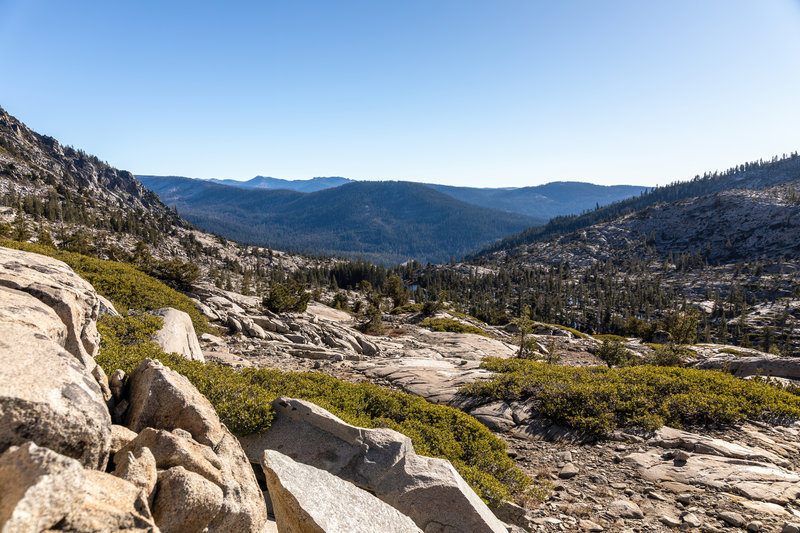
262;449;422;533
240;397;507;533
0;246;101;373
124;359;267;532
0;306;111;469
149;307;205;362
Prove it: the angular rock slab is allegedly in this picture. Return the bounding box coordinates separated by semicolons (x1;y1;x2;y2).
0;442;85;533
124;359;266;532
240;396;507;533
262;449;422;533
626;449;800;504
0;320;111;469
149;307;205;362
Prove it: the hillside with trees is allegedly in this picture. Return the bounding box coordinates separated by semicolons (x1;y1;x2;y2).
139;176;543;265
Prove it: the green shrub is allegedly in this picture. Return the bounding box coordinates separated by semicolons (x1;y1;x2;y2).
0;240;211;334
594;334;628;343
419;318;489;337
390;303;424;314
263;281;311;313
596;339;635;367
646;344;691;367
462;358;800;437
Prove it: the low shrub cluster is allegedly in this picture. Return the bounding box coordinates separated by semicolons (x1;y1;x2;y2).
96;313;532;505
390;302;424;314
462;358;800;436
419;317;489;337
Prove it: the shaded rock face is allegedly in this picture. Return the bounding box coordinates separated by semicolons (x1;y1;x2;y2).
149;307;204;362
262;449;422;533
241;396;507;533
124;359;267;532
0;301;111;469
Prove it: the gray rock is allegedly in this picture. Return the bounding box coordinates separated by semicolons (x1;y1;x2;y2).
152;466;224;533
109;424;138;456
783;523;800;533
109;369;125;400
607;499;644;519
240;396;507;533
660;515;682;527
651;330;672;344
682;512;702;527
124;359;267;532
112;446;158;506
0;246;101;373
149;307;204;362
262;449;422;533
227;315;242;333
579;519;604;531
0;442;85;532
747;521;763;532
58;469;159;532
469;402;515;432
559;463;580;479
117;428;224;486
719;511;745;528
97;294;119;317
0;318;111;469
125;359;224;446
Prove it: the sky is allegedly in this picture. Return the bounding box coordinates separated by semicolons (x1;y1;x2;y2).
1;1;799;188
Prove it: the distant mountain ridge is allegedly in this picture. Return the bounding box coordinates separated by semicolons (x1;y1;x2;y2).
140;174;647;221
138;176;543;265
207;175;352;192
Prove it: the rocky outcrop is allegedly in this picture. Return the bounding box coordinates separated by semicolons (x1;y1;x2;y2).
0;442;158;533
693;353;800;380
123;359;267;532
0;297;111;469
149;307;205;362
241;396;507;533
0;247;102;375
262;449;422;533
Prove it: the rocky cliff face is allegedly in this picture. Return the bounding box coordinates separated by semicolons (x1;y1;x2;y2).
0;105;172;219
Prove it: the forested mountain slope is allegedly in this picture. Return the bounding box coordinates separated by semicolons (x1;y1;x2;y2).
0;105;181;244
475;153;800;257
426;181;646;219
139;175;543;265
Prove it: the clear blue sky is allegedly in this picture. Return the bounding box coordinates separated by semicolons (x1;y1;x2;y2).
1;1;799;187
